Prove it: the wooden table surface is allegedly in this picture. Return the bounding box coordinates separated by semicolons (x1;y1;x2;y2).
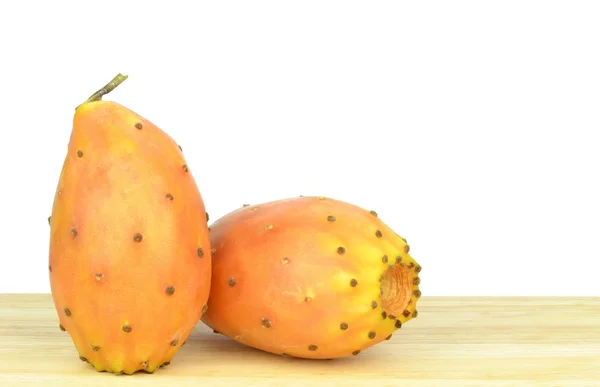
0;294;598;386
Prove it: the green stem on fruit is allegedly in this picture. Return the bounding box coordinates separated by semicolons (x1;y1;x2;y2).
79;73;128;107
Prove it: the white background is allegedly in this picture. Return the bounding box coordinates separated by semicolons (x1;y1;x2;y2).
0;1;598;296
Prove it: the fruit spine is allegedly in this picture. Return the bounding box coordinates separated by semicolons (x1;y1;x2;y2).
201;196;421;359
48;74;212;374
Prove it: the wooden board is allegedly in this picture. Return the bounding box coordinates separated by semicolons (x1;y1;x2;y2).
0;294;598;386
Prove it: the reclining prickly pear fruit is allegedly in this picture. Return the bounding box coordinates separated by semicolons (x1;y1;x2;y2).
201;196;421;359
48;74;212;374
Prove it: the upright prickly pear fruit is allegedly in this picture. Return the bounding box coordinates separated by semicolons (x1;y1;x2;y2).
48;74;212;374
201;196;422;359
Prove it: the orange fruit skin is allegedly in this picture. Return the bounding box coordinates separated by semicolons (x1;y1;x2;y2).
201;196;422;359
48;101;211;374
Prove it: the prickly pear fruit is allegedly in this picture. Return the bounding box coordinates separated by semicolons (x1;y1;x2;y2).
201;196;421;359
48;74;212;374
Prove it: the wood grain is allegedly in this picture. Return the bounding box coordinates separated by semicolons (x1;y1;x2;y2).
0;294;598;386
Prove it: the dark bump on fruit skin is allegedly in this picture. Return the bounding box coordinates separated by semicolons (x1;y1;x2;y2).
228;278;237;287
141;361;149;370
408;262;415;268
165;286;175;295
381;311;387;319
122;325;132;333
182;341;186;346
64;308;71;317
304;296;312;303
70;228;78;238
166;193;174;201
206;212;209;222
368;331;376;339
171;338;178;346
340;322;348;330
395;320;402;328
77;150;83;158
413;290;422;298
415;265;422;273
413;310;419;318
163;362;170;367
371;301;378;309
133;233;143;243
48;216;51;225
352;350;361;356
213;329;219;334
337;246;346;255
382;255;388;263
79;356;88;362
49;265;52;272
182;165;188;172
396;256;402;263
197;247;204;258
404;245;410;253
135;122;143;130
370;210;378;217
308;345;318;351
95;273;103;281
388;314;396;320
261;318;272;328
350;278;358;287
59;324;65;331
413;277;421;285
375;230;383;238
327;215;336;222
281;257;290;265
92;345;100;352
178;145;182;151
